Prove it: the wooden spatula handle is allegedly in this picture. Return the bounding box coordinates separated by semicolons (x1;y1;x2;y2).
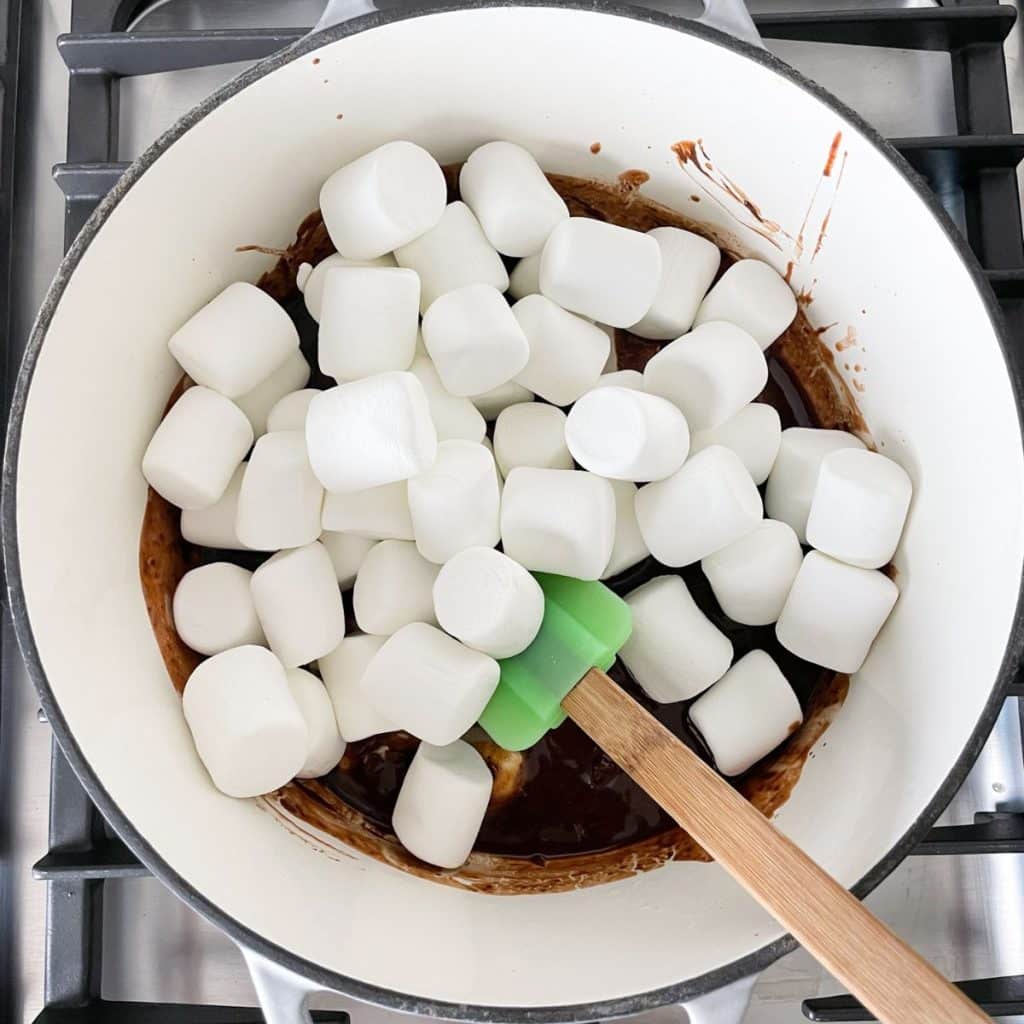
564;668;990;1024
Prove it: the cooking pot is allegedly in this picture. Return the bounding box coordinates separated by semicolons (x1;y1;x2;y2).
6;2;1024;1022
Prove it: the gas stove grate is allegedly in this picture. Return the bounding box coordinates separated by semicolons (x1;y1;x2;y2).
19;0;1024;1021
0;0;23;447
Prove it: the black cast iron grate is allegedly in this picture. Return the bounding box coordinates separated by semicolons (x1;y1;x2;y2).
0;0;22;478
16;0;1024;1020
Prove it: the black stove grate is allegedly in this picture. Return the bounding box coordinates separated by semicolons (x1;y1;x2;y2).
16;0;1024;1020
0;0;22;459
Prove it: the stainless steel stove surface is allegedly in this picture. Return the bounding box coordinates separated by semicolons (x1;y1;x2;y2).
5;2;1024;1022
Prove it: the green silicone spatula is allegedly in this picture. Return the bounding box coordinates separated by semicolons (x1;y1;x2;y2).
478;573;632;751
478;574;988;1024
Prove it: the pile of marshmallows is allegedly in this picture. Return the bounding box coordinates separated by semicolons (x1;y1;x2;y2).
142;140;912;871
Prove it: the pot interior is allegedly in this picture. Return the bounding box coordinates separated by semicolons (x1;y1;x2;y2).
12;5;1023;1012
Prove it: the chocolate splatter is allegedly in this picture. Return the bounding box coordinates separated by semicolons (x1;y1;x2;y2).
616;169;650;199
672;139;784;248
823;131;843;177
835;326;858;352
235;244;288;257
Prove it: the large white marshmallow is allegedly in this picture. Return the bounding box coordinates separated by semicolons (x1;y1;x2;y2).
690;403;782;486
602;479;650;579
287;668;347;778
594;370;644;391
629;227;721;340
500;468;616;580
235;431;324;551
421;284;530;396
701;519;802;626
408;440;501;564
361;623;500;745
300;251;398;322
168;282;299;398
408;355;486;443
493;402;572;477
459;141;569;257
394;202;509;311
776;551;899;673
469;380;534;421
320;634;395;742
689;650;802;776
353;540;439;635
806;449;913;569
433;547;545;659
508;252;541;300
172;562;264;656
643;321;768;432
234;350;311;437
635;445;763;567
319;141;447;259
142;386;253;510
512;295;610;406
306;373;437;493
266;388;319;433
318;267;420;380
320;531;376;589
180;464;248;550
250;541;346;667
321;480;414;541
565;386;690;482
539;218;661;327
694;259;798;349
392;739;493;868
765;428;866;542
620;575;732;703
182;645;306;797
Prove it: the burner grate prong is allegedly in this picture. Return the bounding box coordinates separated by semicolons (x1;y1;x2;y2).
58;28;307;77
804;975;1024;1021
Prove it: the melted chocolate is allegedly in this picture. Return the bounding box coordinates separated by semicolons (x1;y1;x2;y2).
140;168;865;892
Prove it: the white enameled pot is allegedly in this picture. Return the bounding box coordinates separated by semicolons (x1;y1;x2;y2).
5;3;1024;1022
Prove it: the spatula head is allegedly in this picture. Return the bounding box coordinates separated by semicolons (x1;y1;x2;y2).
477;573;632;751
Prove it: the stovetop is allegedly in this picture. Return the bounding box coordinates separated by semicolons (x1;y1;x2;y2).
5;2;1024;1022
